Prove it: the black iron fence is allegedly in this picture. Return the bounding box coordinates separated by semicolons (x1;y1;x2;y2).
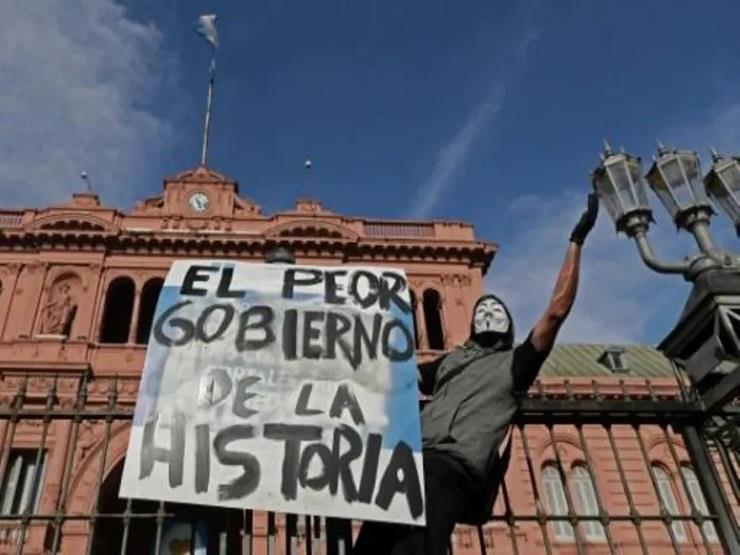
0;370;737;554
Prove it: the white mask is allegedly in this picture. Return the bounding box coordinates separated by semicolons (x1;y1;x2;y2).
473;298;510;334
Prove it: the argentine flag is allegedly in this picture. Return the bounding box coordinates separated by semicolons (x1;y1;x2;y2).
195;14;219;49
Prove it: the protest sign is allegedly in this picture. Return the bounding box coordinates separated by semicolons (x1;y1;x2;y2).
120;260;425;525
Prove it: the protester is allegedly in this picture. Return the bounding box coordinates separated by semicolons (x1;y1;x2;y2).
353;192;599;554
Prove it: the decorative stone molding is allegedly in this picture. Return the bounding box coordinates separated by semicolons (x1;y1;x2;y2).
233;195;262;215
535;430;583;457
67;421;132;515
25;262;43;275
166;166;233;184
265;219;358;241
294;198;330;214
417;283;446;305
30;213;114;233
38;273;81;336
0;263;20;277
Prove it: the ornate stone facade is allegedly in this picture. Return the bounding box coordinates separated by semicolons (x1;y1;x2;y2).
0;166;728;554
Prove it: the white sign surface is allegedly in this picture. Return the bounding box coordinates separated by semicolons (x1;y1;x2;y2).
120;260;425;525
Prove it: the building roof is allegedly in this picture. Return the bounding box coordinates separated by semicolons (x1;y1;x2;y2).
540;343;676;379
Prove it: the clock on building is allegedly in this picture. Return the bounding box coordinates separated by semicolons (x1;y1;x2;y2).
188;192;210;213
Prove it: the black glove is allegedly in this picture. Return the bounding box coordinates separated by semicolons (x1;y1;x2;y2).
569;192;598;245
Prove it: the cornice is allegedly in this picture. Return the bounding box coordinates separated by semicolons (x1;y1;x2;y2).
264;218;359;241
0;361;90;374
0;228;494;263
0;194;496;272
28;212;118;233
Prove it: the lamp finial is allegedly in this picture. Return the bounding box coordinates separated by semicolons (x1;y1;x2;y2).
600;139;614;161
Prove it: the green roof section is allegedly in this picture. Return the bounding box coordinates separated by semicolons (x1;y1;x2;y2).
540;343;676;379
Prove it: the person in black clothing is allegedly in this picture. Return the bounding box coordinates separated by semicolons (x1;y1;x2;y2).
353;192;598;554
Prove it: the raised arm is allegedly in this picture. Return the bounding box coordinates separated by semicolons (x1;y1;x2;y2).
530;193;598;353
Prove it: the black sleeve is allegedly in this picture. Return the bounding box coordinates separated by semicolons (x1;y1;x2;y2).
418;355;444;395
512;332;550;394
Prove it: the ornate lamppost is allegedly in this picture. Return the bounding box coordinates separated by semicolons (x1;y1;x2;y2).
593;142;740;552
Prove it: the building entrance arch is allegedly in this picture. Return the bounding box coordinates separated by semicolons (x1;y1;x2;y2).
90;458;243;554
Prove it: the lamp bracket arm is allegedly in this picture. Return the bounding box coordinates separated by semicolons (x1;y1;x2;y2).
632;232;690;275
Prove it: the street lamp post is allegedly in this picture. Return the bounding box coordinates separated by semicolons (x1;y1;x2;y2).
593;142;740;553
593;142;740;401
705;150;740;236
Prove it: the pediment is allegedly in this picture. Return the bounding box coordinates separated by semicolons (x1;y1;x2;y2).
234;195;262;216
265;219;358;241
132;194;165;215
166;166;235;185
31;212;114;232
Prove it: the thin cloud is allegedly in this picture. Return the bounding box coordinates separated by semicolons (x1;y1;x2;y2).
664;103;740;155
0;0;177;208
660;102;740;249
410;92;503;219
494;104;740;344
488;190;695;344
409;27;541;219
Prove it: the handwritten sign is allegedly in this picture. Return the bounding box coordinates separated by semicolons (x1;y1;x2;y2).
120;261;425;525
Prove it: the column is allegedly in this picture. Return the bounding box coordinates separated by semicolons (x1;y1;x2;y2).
127;284;143;344
28;262;50;336
0;263;22;338
415;297;428;350
87;265;106;342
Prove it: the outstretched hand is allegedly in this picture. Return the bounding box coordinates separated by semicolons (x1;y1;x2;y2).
569;192;599;245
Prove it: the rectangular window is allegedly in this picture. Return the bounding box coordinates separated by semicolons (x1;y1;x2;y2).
608;351;625;371
0;450;45;515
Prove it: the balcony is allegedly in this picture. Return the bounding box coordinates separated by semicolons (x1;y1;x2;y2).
0;212;23;229
363;222;435;238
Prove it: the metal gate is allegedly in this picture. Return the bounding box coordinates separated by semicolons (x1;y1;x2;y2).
0;370;737;554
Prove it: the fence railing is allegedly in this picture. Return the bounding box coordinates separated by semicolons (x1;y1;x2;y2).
363;222;435;239
0;371;736;554
0;213;23;229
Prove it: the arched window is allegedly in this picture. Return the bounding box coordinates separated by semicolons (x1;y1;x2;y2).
572;464;605;541
680;465;718;542
542;464;574;541
99;277;135;343
652;464;687;542
409;290;419;349
423;289;444;350
136;278;164;344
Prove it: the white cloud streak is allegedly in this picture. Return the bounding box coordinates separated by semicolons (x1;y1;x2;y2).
0;0;176;208
409;28;541;219
410;92;503;219
490;99;740;345
664;103;740;155
488;190;695;345
658;101;740;249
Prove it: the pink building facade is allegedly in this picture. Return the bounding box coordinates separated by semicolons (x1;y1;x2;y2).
0;166;734;554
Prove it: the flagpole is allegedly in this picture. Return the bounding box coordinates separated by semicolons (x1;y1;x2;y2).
200;53;215;167
195;14;219;167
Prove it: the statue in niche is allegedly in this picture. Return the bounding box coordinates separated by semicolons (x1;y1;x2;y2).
39;278;78;336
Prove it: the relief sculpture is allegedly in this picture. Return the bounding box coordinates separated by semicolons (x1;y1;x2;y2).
39;276;79;336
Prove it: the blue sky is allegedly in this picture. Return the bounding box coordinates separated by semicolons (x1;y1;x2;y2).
4;0;740;345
